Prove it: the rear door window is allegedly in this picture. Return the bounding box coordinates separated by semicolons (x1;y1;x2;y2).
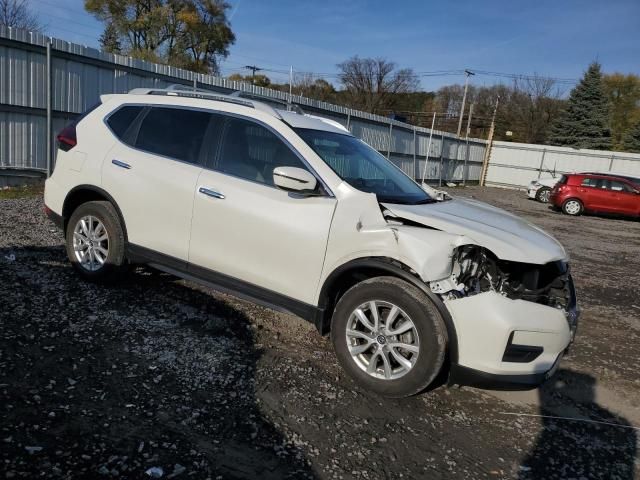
134;107;212;165
582;177;608;189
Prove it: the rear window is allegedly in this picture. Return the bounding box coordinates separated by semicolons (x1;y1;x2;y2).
106;105;144;139
134;107;212;164
558;175;568;185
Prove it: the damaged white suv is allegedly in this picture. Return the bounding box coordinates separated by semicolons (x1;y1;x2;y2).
44;87;578;397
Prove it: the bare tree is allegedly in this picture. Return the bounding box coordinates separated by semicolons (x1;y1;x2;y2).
337;56;419;113
433;75;565;143
510;75;564;143
0;0;43;32
292;73;335;102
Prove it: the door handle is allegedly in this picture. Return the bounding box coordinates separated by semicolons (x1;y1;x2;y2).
198;187;225;199
112;159;131;170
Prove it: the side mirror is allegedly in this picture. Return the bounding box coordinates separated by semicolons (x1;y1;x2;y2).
273;166;318;193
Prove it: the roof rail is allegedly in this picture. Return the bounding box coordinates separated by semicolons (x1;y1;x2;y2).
127;87;282;119
230;90;306;115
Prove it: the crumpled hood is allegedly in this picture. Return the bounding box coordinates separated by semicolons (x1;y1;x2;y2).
382;197;567;264
536;177;559;188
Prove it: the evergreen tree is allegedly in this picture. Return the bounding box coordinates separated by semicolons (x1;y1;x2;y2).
621;120;640;153
99;23;121;54
548;62;611;150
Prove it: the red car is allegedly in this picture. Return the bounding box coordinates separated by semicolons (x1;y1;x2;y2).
550;173;640;218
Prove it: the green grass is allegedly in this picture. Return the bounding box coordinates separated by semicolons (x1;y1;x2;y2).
0;183;44;199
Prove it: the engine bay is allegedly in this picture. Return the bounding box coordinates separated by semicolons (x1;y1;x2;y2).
436;245;572;310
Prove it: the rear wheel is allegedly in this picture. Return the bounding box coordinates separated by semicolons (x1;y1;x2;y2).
562;198;583;216
331;277;447;397
66;201;127;282
535;187;551;203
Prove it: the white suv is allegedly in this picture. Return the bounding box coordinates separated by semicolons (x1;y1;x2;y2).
44;88;578;397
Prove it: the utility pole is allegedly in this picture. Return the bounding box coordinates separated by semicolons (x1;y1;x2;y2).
465;103;474;139
288;66;293;110
244;65;262;85
463;103;474;186
421;112;437;185
480;96;500;186
456;69;475;138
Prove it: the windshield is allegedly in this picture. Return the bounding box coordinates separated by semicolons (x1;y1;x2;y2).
295;128;432;205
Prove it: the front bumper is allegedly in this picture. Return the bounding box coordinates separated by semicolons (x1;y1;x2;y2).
445;276;579;390
449;353;563;390
526;186;540;199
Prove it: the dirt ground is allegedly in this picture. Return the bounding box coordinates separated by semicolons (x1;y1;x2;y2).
1;186;639;479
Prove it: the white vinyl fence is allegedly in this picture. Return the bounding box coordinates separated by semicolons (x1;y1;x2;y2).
485;141;640;188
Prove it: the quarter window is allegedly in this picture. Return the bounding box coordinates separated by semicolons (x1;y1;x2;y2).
106;105;144;140
217;116;306;186
135;107;212;164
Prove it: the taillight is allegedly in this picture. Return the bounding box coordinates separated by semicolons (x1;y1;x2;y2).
56;124;77;151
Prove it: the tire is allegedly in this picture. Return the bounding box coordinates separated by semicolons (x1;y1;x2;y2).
65;200;127;282
330;276;447;398
562;198;583;216
535;187;551;203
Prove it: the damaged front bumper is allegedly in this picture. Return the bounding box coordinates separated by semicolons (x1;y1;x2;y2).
446;275;579;390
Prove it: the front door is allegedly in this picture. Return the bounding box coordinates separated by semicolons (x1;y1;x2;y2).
188;115;336;305
608;179;640;215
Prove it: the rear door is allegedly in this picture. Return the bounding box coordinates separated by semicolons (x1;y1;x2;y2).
188;114;337;305
102;105;214;261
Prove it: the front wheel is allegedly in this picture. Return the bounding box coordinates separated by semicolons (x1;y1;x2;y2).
330;277;447;397
562;198;583;216
65;201;128;282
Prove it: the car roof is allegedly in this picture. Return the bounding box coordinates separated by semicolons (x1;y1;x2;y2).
120;87;352;136
566;172;636;183
582;171;640;182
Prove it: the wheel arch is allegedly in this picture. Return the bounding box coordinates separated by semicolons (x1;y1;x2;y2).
62;185;127;239
317;257;458;364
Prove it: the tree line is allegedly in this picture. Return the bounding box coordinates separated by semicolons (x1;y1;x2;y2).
231;60;640;153
2;0;639;152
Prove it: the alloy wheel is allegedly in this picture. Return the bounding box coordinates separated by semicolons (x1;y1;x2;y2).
345;300;420;380
72;215;109;271
538;189;551;203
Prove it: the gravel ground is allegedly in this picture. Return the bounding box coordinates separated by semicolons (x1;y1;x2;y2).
1;186;639;479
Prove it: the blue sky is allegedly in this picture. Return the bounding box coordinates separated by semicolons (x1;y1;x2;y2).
39;0;640;92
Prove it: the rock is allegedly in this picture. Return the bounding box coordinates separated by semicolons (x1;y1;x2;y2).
145;466;164;478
